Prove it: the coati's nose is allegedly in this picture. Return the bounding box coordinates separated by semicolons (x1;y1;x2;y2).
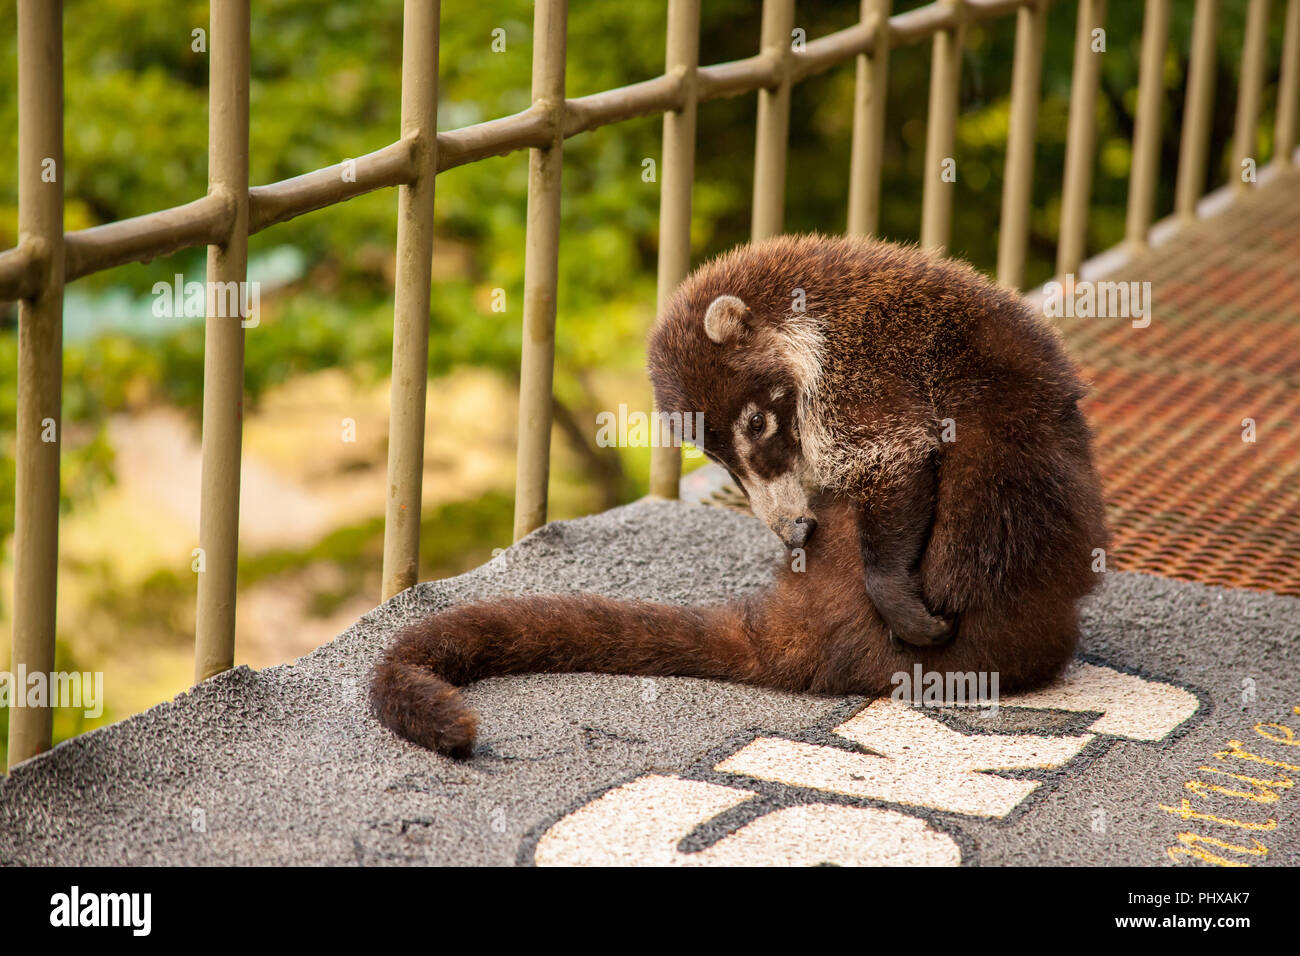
783;515;817;550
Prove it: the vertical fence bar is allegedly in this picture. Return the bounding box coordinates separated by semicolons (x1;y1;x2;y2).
8;0;64;768
649;0;701;500
512;0;568;541
996;0;1047;288
1278;0;1300;164
920;0;966;252
1057;0;1107;275
752;0;796;241
1125;0;1171;250
193;0;250;683
847;0;892;237
1232;0;1271;190
381;0;442;600
1175;0;1219;219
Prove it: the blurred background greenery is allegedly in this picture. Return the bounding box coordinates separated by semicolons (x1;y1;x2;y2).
0;0;1284;764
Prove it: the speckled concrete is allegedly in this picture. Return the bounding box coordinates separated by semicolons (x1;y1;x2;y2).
1;499;1297;866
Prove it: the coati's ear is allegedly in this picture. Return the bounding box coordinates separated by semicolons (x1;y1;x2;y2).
703;295;752;345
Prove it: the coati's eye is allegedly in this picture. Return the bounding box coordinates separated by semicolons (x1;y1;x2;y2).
747;412;766;436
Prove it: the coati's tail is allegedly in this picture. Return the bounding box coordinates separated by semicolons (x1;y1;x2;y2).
370;595;756;757
370;497;1090;758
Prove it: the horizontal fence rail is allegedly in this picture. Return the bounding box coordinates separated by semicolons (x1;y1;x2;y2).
1;0;1079;302
9;0;1300;301
4;0;1300;767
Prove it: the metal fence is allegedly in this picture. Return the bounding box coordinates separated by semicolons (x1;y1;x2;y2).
3;0;1298;767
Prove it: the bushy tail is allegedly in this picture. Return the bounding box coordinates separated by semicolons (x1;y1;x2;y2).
370;594;755;757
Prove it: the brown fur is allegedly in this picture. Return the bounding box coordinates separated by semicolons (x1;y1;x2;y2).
371;235;1109;757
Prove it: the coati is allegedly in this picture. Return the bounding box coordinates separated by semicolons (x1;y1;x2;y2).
371;234;1109;757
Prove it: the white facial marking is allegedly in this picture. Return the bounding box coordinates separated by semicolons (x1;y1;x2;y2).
729;403;813;541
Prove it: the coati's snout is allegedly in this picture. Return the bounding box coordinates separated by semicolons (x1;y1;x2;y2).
748;481;816;548
743;470;819;551
776;514;817;550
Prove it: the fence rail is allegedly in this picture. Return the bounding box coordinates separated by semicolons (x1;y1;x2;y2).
4;0;1299;767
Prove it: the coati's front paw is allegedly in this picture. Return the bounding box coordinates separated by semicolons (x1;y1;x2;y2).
868;575;955;648
887;606;955;648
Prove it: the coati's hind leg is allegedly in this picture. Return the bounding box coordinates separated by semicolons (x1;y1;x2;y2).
854;450;954;647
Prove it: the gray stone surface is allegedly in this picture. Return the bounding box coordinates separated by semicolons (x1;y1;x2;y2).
1;498;1297;866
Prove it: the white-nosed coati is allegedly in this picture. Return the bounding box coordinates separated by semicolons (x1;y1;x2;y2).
371;234;1109;757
